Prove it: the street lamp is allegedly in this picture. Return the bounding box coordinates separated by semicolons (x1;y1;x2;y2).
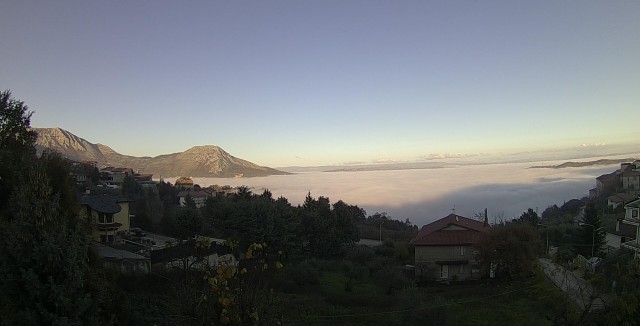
579;222;595;258
538;224;549;256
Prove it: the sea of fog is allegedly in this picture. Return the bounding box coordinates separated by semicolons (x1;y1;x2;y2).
166;161;620;227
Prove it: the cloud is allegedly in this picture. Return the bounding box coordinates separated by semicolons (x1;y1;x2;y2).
576;143;607;148
419;153;480;160
176;162;617;227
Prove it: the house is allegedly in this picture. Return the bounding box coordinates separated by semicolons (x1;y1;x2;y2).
620;198;640;257
133;173;154;182
80;195;132;243
93;242;150;274
178;189;212;208
621;163;640;195
605;219;637;251
595;171;619;198
607;193;637;210
100;167;134;187
175;176;195;189
411;214;490;280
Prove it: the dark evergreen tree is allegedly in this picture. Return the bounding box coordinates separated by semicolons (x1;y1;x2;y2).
516;208;539;226
0;164;94;324
0;92;99;324
475;223;543;278
0;90;37;211
574;202;605;257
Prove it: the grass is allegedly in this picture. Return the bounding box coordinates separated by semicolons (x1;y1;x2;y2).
278;267;577;326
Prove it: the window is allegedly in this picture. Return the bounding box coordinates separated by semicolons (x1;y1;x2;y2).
440;265;449;278
107;235;114;242
459;246;465;256
100;234;107;242
106;214;114;223
460;264;464;273
633;210;639;219
98;213;105;223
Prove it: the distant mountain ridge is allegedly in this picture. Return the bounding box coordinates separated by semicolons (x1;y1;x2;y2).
34;128;288;178
529;158;638;169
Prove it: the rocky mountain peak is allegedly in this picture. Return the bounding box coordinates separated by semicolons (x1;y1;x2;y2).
33;128;288;178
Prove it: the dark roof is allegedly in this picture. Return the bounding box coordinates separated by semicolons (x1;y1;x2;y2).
93;242;148;261
606;222;637;239
597;172;619;181
133;174;153;181
624;198;640;209
80;195;131;214
411;214;491;246
608;193;638;203
177;190;210;198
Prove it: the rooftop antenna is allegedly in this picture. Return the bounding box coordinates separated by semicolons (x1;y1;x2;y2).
452;205;458;221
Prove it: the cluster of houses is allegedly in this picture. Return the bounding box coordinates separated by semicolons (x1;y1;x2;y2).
602;161;640;257
69;161;239;274
76;159;640;280
409;160;640;282
175;176;239;208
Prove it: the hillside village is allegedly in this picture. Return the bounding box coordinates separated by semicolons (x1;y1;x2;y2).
2;91;640;324
67;156;640;324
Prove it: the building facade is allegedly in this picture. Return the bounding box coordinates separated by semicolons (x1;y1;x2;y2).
411;214;490;280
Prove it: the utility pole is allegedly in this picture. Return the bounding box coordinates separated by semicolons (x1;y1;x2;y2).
538;224;549;255
579;222;595;258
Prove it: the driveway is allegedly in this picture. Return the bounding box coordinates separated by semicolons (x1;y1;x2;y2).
538;258;609;312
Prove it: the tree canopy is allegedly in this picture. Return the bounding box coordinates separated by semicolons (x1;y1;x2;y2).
0;91;98;324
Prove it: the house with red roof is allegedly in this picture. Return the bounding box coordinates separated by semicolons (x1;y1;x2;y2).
411;214;490;280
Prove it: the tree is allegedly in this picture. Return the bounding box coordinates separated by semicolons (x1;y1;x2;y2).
0;90;37;210
515;208;539;226
475;223;542;278
0;92;99;324
574;202;605;258
167;206;203;239
0;165;94;324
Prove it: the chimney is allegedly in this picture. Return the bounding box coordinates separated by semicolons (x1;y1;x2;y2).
484;208;489;227
455;215;459;222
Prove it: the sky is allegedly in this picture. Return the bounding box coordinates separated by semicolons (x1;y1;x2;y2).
1;1;639;167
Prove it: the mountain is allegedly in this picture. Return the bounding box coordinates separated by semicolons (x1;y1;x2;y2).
530;158;638;169
34;128;289;178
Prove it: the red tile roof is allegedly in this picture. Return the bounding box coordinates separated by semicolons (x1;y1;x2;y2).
411;214;490;246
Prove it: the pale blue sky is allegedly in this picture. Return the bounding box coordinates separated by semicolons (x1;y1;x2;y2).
1;1;638;167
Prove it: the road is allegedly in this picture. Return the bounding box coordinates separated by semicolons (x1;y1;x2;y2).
538;258;609;312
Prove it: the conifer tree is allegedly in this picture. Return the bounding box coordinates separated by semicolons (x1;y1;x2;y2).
574;203;605;258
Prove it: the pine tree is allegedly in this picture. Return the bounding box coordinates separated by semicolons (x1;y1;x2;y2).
0;91;97;324
0;168;95;325
0;90;37;211
574;203;606;258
